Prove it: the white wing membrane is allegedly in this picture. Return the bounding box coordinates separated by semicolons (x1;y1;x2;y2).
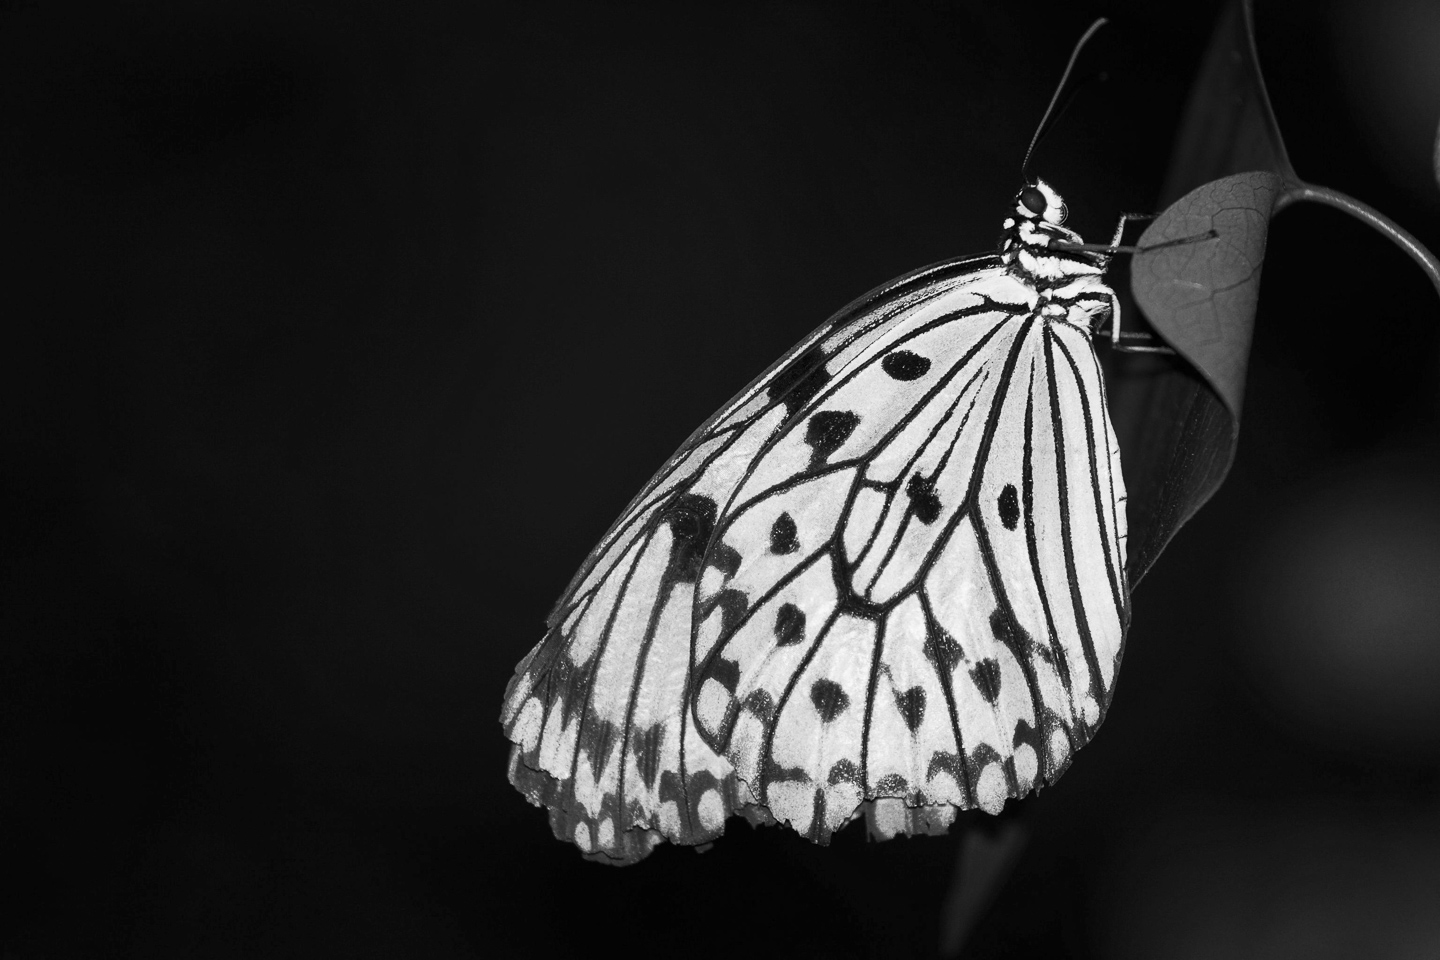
501;257;1003;862
691;265;1128;843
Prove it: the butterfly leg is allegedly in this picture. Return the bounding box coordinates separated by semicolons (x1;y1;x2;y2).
1083;282;1176;355
1101;213;1182;354
1102;289;1175;353
1103;290;1175;354
1107;211;1155;251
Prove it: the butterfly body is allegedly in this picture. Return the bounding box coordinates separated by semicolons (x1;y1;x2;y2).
502;178;1129;863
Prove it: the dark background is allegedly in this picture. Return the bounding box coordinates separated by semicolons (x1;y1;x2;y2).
4;1;1439;957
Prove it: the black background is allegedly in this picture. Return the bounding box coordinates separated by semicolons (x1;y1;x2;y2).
4;1;1440;957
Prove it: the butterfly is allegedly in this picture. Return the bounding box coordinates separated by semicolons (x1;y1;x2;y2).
501;23;1132;865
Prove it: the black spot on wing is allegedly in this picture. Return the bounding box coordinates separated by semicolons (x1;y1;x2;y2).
551;655;592;730
805;410;860;462
630;723;664;790
989;608;1032;656
701;587;750;643
743;689;775;722
828;758;860;785
926;750;963;783
761;756;810;788
924;623;963;673
709;657;741;694
707;540;742;579
881;350;931;381
774;602;806;646
810;678;850;722
769;512;799;554
874;772;908;795
768;344;831;417
970;658;1001;704
1012;717;1040;755
998;483;1020;530
894;685;927;733
963;743;1005;790
579;716;620;773
906;473;942;524
661;493;718;583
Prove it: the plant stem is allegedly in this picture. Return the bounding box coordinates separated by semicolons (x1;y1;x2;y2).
1276;183;1440;299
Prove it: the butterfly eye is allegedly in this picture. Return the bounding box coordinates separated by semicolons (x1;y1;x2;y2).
1019;185;1047;215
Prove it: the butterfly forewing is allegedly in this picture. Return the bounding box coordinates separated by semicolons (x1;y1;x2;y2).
501;256;998;862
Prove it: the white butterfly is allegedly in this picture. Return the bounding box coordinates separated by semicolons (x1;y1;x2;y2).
500;172;1131;863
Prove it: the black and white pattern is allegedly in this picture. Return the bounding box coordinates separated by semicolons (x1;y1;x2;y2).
502;179;1129;862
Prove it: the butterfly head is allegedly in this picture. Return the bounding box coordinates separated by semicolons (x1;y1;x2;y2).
1015;179;1068;226
1000;178;1104;288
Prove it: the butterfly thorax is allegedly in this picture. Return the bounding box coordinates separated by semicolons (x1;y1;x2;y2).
999;178;1115;335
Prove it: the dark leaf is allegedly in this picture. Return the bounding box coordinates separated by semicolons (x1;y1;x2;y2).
1113;0;1440;584
1110;0;1293;584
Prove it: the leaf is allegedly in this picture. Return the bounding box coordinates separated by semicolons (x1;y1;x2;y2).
1109;0;1292;584
1113;0;1440;584
1132;172;1282;421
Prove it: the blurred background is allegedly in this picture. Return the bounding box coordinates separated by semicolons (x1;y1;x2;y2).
3;1;1438;957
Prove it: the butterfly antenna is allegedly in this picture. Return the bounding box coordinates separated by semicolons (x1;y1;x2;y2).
1020;17;1108;181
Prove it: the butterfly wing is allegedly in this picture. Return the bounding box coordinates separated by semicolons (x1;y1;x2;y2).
691;265;1129;844
501;255;997;862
